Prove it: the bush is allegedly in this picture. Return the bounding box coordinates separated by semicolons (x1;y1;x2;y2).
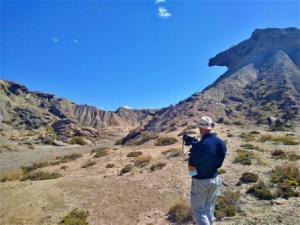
250;131;260;135
59;208;89;225
271;164;300;185
134;155;152;167
155;137;178;146
167;200;193;224
69;136;86;145
81;161;97;168
276;181;299;199
126;132;158;146
127;151;143;157
271;150;286;159
233;150;255;165
246;181;275;200
162;148;181;158
150;161;166;171
21;170;62;181
60;153;83;163
120;164;133;175
92;148;109;158
60;165;68;170
239;172;259;183
215;191;240;220
21;161;50;173
106;163;115;168
217;168;226;175
0;169;23;182
239;133;256;142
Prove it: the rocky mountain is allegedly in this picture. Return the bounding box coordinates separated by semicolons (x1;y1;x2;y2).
142;27;300;132
0;80;156;142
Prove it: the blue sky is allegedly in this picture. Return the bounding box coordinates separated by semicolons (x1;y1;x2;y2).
1;0;299;111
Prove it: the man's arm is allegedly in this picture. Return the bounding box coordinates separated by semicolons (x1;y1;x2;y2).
188;146;198;171
216;141;227;168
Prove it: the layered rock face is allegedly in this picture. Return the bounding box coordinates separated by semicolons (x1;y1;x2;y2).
143;28;300;132
0;80;155;140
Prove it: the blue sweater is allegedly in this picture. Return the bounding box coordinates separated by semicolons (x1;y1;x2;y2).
188;133;227;179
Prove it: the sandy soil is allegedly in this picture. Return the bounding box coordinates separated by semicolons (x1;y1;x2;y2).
0;125;300;225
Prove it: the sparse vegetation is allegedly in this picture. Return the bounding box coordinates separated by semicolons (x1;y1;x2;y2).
162;148;181;157
233;150;255;165
82;160;97;168
69;136;86;145
92;148;109;158
155;137;178;146
21;170;62;181
60;165;68;170
106;163;115;168
215;191;240;220
239;172;259;183
21;161;50;173
60;153;83;163
59;208;89;225
167;200;193;224
258;135;299;145
126;132;158;146
271;149;286;159
0;169;24;182
246;181;275;200
271;163;300;186
127;151;142;157
239;132;256;142
134;155;152;167
240;143;264;152
150;161;166;171
288;153;300;161
120;164;133;175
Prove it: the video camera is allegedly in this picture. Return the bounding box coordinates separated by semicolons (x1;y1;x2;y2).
182;134;198;146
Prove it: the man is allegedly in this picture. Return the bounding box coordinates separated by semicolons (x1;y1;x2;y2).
188;116;227;225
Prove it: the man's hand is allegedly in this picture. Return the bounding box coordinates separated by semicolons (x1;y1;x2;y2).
188;164;196;172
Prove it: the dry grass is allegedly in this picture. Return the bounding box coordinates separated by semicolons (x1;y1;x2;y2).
91;148;109;158
127;151;143;157
0;169;24;182
59;208;89;225
258;135;299;145
21;170;62;181
81;160;97;168
21;161;50;173
247;181;275;200
239;172;259;183
120;164;133;175
69;136;86;145
167;200;193;224
134;155;152;167
233;150;255;165
162;148;181;158
150;161;166;171
60;153;83;163
155;137;178;146
215;191;241;220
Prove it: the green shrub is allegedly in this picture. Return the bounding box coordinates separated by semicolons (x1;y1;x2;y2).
271;164;300;185
246;181;275;200
276;181;299;199
162;148;181;158
21;170;62;181
126;133;158;146
127;151;143;157
69;136;86;145
217;168;226;175
167;200;193;224
215;191;240;220
106;163;115;168
21;161;50;173
120;164;133;175
239;133;256;142
81;161;97;168
150;161;166;171
233;150;255;165
59;208;89;225
155;137;178;146
239;172;259;183
134;155;152;167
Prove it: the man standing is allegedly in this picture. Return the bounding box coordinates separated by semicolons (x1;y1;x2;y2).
188;116;227;225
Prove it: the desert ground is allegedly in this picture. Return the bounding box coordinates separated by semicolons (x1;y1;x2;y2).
0;124;300;225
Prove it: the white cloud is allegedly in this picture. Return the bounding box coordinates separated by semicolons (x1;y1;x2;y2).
72;39;79;44
51;37;59;42
158;7;171;19
122;106;133;109
155;0;166;4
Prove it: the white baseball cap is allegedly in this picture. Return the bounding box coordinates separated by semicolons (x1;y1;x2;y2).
198;116;214;129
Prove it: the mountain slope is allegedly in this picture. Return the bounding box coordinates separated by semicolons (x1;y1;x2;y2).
143;27;300;132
